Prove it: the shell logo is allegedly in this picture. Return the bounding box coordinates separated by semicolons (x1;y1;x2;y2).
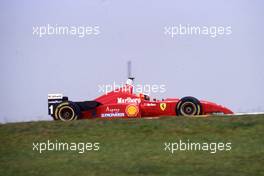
125;104;139;117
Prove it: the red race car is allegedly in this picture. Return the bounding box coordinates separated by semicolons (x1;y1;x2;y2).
48;78;233;121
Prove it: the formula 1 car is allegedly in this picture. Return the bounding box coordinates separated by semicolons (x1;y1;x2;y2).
48;78;233;121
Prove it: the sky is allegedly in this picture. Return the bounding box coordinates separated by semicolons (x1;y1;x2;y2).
0;0;263;123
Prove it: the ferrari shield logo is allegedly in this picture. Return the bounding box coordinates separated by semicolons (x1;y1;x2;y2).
160;103;167;111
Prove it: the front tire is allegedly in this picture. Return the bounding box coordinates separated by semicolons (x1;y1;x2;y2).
54;102;80;121
176;97;202;116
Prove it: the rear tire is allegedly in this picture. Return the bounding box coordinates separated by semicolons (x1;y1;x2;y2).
176;97;202;116
54;102;80;121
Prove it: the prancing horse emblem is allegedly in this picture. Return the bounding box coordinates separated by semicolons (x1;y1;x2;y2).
160;103;166;111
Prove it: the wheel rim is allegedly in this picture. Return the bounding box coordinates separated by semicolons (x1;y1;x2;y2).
58;106;75;121
180;102;197;116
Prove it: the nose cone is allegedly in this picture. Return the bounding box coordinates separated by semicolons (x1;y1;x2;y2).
201;100;233;115
219;105;233;114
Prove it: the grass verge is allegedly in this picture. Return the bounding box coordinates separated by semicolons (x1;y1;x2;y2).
0;115;264;176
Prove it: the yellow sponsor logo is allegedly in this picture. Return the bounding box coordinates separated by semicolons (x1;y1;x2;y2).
125;104;139;117
160;103;167;111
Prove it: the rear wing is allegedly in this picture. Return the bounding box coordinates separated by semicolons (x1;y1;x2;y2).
48;93;64;101
48;93;68;115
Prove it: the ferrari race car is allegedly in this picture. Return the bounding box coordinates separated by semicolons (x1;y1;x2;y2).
48;78;233;121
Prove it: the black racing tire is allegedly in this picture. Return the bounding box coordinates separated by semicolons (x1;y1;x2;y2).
52;115;59;121
54;102;81;121
176;97;202;116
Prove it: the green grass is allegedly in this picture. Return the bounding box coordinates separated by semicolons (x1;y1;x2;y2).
0;115;264;176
